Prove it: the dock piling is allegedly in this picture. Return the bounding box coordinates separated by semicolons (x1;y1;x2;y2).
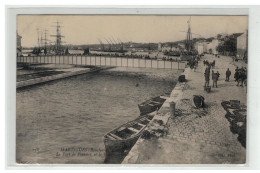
170;101;176;117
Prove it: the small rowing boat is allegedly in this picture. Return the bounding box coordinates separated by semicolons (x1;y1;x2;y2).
138;96;166;115
103;112;156;155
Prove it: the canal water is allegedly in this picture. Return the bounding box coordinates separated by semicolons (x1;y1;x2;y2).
16;67;182;164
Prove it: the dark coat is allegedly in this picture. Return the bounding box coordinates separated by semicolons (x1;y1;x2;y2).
226;70;231;77
234;71;239;80
213;72;220;81
204;73;210;81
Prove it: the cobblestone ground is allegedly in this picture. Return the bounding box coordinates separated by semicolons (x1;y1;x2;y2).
134;54;247;164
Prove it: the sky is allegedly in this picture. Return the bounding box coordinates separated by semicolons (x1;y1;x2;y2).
17;15;248;47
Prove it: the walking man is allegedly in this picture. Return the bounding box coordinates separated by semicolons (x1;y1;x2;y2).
225;68;231;81
211;70;215;81
204;72;210;87
213;71;220;88
234;67;239;82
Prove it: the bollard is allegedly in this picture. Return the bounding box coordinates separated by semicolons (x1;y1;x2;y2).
170;101;176;117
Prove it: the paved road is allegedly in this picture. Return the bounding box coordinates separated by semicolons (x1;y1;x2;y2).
124;54;247;164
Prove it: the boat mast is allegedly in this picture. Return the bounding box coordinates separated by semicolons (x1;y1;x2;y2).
186;16;193;52
40;30;44;49
37;28;40;48
42;29;49;55
51;20;64;55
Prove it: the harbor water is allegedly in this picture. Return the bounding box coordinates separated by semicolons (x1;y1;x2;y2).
16;67;182;164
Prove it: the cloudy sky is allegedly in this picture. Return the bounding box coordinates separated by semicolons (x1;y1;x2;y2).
17;15;248;47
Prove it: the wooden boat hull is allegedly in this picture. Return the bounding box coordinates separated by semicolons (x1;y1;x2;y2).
104;133;142;154
103;112;156;161
138;104;162;115
138;96;166;115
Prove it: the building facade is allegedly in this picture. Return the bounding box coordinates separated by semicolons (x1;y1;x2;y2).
236;32;248;60
161;44;179;52
211;39;219;55
206;39;219;54
158;43;162;51
197;44;204;55
194;41;207;54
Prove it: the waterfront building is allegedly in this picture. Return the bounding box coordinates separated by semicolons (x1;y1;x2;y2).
178;43;185;49
158;42;162;51
211;39;220;55
194;41;206;54
206;39;219;55
161;44;179;52
197;44;204;55
202;42;208;53
236;31;248;60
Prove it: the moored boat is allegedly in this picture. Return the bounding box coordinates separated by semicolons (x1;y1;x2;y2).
138;96;166;115
103;112;156;156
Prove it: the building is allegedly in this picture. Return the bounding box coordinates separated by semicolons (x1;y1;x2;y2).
236;31;248;60
211;39;220;55
17;33;22;56
158;42;162;51
178;43;185;49
197;44;204;55
206;39;219;55
194;41;207;54
161;44;179;52
202;42;208;53
206;42;213;53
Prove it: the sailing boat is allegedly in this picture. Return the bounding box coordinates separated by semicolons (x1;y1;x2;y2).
181;17;197;60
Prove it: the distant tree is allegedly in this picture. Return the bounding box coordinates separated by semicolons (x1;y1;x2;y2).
216;37;236;55
224;38;236;53
216;44;224;54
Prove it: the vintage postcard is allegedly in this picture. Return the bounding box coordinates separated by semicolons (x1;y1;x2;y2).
16;14;247;164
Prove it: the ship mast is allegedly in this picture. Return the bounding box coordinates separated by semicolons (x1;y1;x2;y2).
40;31;43;48
37;28;40;48
51;21;64;55
186;16;193;52
42;29;49;55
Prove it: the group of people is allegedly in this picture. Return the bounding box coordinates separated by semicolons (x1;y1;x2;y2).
189;56;200;71
204;64;220;88
203;60;215;68
204;59;247;88
234;66;247;87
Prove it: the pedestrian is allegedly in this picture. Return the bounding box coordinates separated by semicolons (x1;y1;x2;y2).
234;67;239;82
211;62;215;69
204;72;210;87
236;70;242;86
213;71;220;88
205;67;210;75
211;70;215;80
216;71;220;80
225;68;231;81
238;70;247;87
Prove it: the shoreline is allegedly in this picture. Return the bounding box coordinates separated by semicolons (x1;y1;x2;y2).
122;54;247;164
16;64;183;89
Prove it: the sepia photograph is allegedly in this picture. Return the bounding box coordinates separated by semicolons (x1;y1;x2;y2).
16;14;248;164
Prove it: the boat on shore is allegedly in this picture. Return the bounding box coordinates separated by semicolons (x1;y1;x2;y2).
138;96;166;115
103;112;156;156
